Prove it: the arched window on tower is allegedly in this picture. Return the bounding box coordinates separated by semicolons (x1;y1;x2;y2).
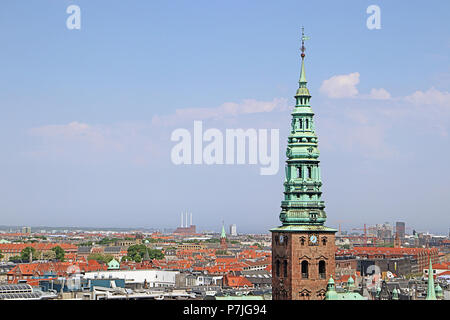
298;166;303;179
307;166;312;179
301;260;309;279
283;260;288;278
305;119;309;129
319;261;326;279
299;119;303;129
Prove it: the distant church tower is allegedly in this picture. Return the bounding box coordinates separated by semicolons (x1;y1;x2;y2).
270;28;337;300
220;222;227;250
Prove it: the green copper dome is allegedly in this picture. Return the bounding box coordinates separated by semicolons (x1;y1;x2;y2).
325;275;366;300
295;87;310;97
392;287;399;300
325;276;338;300
347;276;355;286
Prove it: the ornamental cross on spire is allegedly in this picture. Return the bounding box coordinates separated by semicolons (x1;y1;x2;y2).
301;26;310;58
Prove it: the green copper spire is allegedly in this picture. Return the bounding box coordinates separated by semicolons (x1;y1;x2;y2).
275;28;331;229
221;222;226;239
426;258;437;300
375;286;381;299
347;276;355;291
435;284;443;299
392;287;399;300
299;58;306;83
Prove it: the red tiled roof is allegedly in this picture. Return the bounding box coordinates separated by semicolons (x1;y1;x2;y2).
7;260;107;282
224;275;254;288
432;263;450;270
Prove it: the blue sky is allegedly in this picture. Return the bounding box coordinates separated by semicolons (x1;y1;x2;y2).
0;1;449;234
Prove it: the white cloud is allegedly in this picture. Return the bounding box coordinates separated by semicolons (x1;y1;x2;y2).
29;121;113;149
405;87;450;107
367;88;391;100
27;98;291;164
320;73;392;100
31;121;93;138
319;72;360;98
152;98;289;126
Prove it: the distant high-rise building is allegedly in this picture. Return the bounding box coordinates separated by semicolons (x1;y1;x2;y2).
376;223;393;239
22;227;31;234
396;222;406;239
229;224;237;236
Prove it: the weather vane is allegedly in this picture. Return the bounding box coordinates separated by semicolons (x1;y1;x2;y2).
301;26;310;58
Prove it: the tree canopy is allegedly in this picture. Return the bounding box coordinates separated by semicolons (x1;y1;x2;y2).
51;246;65;261
20;246;37;262
127;245;164;262
87;253;114;264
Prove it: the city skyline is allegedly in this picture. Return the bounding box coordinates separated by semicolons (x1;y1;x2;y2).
1;1;449;234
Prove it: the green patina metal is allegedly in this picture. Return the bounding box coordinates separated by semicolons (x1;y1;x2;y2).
270;29;336;233
221;223;226;239
426;258;437;300
325;276;338;300
324;276;366;300
107;258;120;270
270;225;336;233
435;284;443;299
392;287;399;300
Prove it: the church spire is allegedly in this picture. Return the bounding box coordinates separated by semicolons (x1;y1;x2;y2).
220;221;227;250
426;258;437;300
220;221;226;239
277;28;330;227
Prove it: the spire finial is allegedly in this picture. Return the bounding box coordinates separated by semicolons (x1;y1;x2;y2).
301;26;310;59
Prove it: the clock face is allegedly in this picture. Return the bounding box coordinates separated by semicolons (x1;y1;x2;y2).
309;235;317;244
